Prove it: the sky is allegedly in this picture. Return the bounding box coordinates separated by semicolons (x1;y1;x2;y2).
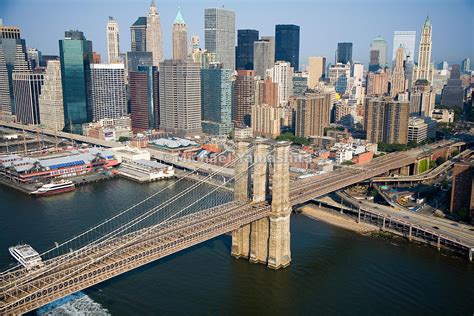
1;0;473;69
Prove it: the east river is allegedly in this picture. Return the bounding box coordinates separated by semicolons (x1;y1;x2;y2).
0;178;472;315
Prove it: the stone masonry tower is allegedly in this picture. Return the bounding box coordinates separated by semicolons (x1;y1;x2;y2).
231;138;291;269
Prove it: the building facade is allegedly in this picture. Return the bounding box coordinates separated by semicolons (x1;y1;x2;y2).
201;64;233;135
90;63;127;121
107;16;120;63
409;79;435;116
172;9;187;61
412;17;433;84
266;61;293;106
275;24;300;71
392;31;416;63
336;42;352;65
159;59;202;136
146;1;163;67
204;8;235;70
293;93;331;138
59;30;93;134
130;17;147;52
236;29;259;70
364;97;409;144
12;71;44;125
129;65;159;132
38;60;64;131
251;104;284;138
369;36;387;71
308;56;326;88
407;116;436;143
366;70;389;96
253;36;275;78
391;46;406;96
233;70;256;127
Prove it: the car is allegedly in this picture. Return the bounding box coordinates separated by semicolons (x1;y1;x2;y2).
451;223;459;227
432;226;439;230
403;216;410;219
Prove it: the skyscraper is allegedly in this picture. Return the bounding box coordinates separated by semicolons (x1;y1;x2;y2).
413;16;433;84
129;65;159;132
392;31;416;63
90;64;127;121
159;59;202;136
364;97;409;144
146;0;163;67
236;29;259;70
59;30;93;134
201;63;233;135
294;93;332;138
366;70;389;96
253;36;275;78
441;65;464;108
0;23;28;115
130;17;147;52
12;72;43;125
189;35;200;52
292;72;308;97
308;56;326;88
409;80;435;116
126;51;153;73
38;60;64;131
204;8;235;70
27;48;42;69
257;76;278;107
233;70;256;126
336;42;352;65
275;24;300;71
107;16;120;63
172;8;187;60
266;61;293;106
369;36;387;71
328;63;351;94
391;46;406;96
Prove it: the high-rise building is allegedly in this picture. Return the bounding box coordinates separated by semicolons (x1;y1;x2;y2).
129;65;159;132
233;70;256;126
146;0;163;67
266;61;293;106
336;42;352;65
251;104;284;138
437;61;449;71
275;24;300;71
257;76;278;107
201;63;233;135
27;48;42;69
364;97;409;144
366;70;389;96
328;63;350;94
409;79;435;116
0;23;28;115
392;31;416;63
293;93;332;138
130;17;147;52
92;52;101;64
90;64;127;121
461;58;471;73
172;8;187;61
391;46;406;96
204;8;235;70
159;59;202;136
413;16;434;84
407;116;436;143
352;62;364;82
59;30;93;134
253;36;275;78
190;48;216;69
369;36;387;71
441;65;464;108
38;60;64;131
236;29;259;70
450;161;474;219
12;71;44;125
308;56;326;88
106;16;120;63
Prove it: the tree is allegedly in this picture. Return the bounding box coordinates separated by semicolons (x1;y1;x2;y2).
435;157;446;165
341;160;354;165
276;132;310;146
118;136;130;142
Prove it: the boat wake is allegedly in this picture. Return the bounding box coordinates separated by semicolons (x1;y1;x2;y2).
36;291;110;315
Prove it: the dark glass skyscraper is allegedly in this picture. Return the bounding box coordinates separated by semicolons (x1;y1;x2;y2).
336;42;353;64
235;29;259;70
59;30;93;134
275;24;300;71
130;17;147;52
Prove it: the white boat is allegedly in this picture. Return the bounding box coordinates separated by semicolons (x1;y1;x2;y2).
32;180;75;196
9;244;43;269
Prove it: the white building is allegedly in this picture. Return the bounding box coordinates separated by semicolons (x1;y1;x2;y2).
90;63;127;121
431;109;454;123
106;16;120;63
146;1;163;67
328;63;351;94
408;117;436;143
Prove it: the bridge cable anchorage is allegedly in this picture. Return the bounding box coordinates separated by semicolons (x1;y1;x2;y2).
0;146;273;311
0;146;255;293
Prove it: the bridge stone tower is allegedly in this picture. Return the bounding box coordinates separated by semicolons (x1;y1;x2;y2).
231;139;291;269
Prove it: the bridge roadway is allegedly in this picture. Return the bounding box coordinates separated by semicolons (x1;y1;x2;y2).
0;129;461;313
0;201;271;314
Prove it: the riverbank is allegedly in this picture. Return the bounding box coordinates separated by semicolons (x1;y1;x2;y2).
298;203;378;235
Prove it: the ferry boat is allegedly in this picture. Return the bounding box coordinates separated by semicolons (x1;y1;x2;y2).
9;244;43;269
32;180;75;196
